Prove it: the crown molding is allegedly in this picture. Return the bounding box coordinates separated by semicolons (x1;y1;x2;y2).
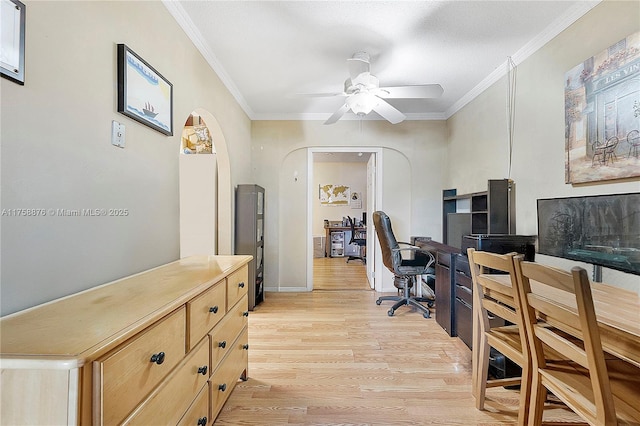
444;0;601;119
162;0;255;119
164;0;600;123
252;112;446;122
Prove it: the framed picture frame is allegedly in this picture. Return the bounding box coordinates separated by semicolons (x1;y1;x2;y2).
1;0;26;85
319;184;350;206
117;44;173;136
564;31;640;184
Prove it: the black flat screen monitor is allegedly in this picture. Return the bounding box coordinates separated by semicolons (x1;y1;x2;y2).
537;193;640;275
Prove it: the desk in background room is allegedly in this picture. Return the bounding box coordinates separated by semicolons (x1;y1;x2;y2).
324;223;366;258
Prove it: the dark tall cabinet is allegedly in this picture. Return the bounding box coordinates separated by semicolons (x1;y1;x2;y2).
235;184;265;310
442;179;516;248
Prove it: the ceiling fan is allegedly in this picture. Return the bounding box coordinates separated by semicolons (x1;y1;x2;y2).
301;52;443;125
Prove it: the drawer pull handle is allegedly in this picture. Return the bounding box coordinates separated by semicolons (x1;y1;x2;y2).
218;383;227;392
238;282;245;288
197;417;208;426
150;352;165;365
218;340;227;349
243;311;249;317
197;365;208;375
209;306;219;314
242;344;249;350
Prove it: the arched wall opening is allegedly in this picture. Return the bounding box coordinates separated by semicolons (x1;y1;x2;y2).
178;109;232;257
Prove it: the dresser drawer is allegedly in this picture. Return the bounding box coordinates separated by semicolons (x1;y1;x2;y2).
177;382;209;426
94;307;186;425
210;294;248;370
209;327;249;420
187;279;226;350
123;338;209;425
226;265;248;308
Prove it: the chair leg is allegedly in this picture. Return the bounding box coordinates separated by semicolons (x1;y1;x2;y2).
378;275;432;318
527;371;547;426
407;298;431;318
475;337;490;410
375;295;402;305
517;360;532;426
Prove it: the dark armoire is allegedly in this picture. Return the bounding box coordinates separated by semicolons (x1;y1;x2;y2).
235;184;265;310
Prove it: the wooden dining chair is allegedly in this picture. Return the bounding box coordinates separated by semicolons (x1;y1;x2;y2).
467;249;532;425
513;259;640;426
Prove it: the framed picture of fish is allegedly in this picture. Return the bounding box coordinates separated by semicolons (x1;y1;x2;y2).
117;44;173;136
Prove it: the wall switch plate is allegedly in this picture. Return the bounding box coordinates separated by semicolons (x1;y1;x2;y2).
111;121;125;148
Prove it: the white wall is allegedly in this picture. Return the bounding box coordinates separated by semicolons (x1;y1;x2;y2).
313;162;367;237
0;1;251;315
179;155;217;257
446;0;640;293
251;120;447;292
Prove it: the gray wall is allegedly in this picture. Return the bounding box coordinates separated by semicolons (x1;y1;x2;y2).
1;1;251;315
446;0;640;293
250;120;448;292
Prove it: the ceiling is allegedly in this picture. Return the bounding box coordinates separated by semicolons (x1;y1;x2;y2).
165;1;599;122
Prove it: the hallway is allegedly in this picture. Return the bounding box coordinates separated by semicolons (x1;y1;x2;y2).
313;257;370;291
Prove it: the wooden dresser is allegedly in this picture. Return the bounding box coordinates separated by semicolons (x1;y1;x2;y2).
0;255;252;425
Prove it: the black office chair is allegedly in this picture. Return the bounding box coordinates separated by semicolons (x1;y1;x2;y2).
346;216;366;264
373;211;435;318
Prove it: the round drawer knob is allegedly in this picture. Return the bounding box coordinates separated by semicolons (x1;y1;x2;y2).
197;365;208;375
197;416;207;426
218;383;227;392
242;344;249;350
238;282;245;288
218;340;226;349
243;311;249;317
149;351;165;365
209;306;218;314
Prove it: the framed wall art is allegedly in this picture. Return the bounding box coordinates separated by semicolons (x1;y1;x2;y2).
117;44;173;136
1;0;26;85
564;32;640;184
319;184;350;206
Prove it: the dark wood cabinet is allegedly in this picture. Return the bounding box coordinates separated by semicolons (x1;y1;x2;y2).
235;184;265;310
412;238;459;337
442;179;516;248
435;256;455;336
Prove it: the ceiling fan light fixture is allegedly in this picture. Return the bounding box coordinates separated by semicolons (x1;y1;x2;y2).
316;52;443;124
347;92;377;116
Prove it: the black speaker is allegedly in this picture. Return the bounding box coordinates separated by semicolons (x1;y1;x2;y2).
362;212;366;226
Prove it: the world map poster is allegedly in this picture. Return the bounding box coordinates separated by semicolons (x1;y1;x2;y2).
319;184;350;206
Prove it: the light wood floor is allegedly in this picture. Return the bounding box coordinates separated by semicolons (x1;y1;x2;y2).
313;256;370;291
216;259;578;425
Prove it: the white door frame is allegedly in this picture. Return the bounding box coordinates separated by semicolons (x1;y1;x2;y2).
306;147;383;291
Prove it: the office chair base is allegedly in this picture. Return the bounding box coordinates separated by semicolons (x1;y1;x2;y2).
346;256;366;264
375;294;433;318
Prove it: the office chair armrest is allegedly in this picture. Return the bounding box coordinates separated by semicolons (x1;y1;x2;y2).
391;246;435;267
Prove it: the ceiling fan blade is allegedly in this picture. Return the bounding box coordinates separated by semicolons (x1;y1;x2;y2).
372;98;406;124
347;52;370;80
324;103;351;125
376;84;444;99
293;92;346;98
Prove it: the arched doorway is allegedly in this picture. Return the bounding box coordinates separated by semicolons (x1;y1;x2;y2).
178;109;232;256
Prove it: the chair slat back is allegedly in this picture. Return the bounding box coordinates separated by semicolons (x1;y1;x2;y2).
467;249;527;350
514;259;616;425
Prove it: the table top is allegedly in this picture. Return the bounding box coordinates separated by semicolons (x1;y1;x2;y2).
483;274;640;367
